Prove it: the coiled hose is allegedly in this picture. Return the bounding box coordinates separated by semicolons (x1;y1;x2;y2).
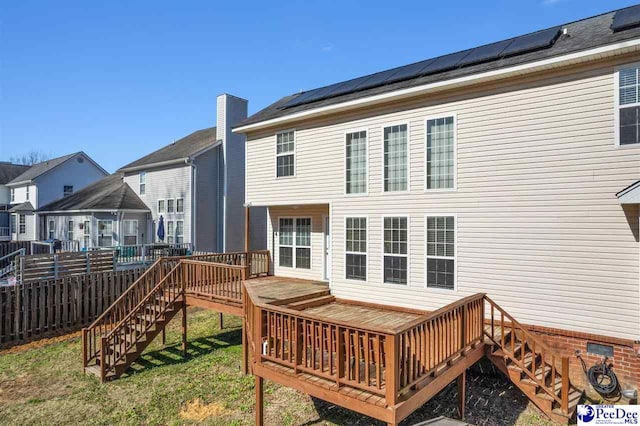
579;355;620;399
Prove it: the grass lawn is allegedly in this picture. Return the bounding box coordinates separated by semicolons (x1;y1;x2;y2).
0;308;554;426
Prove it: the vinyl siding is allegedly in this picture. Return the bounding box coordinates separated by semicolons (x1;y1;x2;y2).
194;146;220;252
124;165;192;246
267;205;328;281
246;57;640;340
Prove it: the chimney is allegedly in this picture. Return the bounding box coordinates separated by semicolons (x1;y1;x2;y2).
216;94;249;253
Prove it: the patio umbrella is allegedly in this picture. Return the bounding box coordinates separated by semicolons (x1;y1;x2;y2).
157;215;165;241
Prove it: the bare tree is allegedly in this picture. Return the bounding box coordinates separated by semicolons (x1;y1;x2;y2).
10;150;51;165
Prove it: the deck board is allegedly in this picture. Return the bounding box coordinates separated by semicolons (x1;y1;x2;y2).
247;276;330;304
303;302;421;329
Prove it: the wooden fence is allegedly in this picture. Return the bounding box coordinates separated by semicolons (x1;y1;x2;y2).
19;251;115;282
0;267;146;344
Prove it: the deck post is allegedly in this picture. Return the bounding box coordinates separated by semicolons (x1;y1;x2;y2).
457;370;466;419
181;302;187;356
161;327;166;346
244;207;250;253
218;312;224;330
241;320;248;374
255;375;264;426
385;334;399;407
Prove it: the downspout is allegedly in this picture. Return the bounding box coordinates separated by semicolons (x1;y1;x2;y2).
188;158;196;251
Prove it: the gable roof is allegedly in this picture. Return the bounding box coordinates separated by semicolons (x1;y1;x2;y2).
0;163;31;185
7;152;108;186
119;127;218;172
236;6;640;131
37;174;150;212
9;201;34;212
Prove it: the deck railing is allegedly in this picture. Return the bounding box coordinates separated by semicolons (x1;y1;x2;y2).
182;259;246;302
246;284;487;405
484;296;571;413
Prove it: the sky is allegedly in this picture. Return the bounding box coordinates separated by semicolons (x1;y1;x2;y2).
1;0;638;172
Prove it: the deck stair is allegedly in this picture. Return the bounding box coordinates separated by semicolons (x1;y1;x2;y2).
483;297;582;424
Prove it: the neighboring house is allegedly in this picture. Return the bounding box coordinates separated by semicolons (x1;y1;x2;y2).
0;162;31;241
37;174;151;249
119;93;266;252
6;152;108;241
235;8;640;391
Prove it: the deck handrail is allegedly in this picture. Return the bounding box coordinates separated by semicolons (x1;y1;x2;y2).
484;296;571;412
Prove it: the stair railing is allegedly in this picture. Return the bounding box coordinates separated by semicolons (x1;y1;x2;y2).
484;296;570;412
82;257;178;367
98;263;183;380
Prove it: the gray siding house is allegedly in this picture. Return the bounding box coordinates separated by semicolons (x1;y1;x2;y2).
0;162;31;241
5;152;108;241
119;93;265;252
37;174;151;249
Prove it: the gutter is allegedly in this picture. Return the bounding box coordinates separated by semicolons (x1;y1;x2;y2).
233;38;640;133
36;209;151;214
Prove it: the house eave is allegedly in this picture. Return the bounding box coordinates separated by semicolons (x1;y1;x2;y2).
119;158;190;173
233;38;640;134
617;180;640;204
38;209;151;214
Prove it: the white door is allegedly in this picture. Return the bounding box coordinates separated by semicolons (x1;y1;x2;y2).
323;216;331;281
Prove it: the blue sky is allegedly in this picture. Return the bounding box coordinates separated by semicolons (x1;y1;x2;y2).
1;0;637;172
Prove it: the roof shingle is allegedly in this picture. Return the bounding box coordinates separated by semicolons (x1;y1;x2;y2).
0;163;31;185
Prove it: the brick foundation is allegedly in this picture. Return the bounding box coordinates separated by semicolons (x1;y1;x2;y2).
528;327;640;399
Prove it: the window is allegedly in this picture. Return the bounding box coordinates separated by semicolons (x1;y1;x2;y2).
176;221;184;244
167;221;174;244
25;186;30;201
167;199;175;213
67;221;74;241
426;216;455;290
19;215;26;234
10;215;16;234
139;172;146;195
278;217;311;269
426;116;455;189
63;185;74;197
618;65;640;145
97;220;113;247
276;131;295;177
383;217;408;284
158;200;165;213
176;198;184;213
48;220;55;239
346;131;367;194
383;125;408;191
83;220;91;248
122;220;138;245
345;217;367;281
10;188;14;202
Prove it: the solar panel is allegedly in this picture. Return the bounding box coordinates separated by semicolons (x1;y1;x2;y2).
457;39;513;67
379;58;437;86
418;49;474;75
351;68;402;92
501;27;561;57
612;5;640;31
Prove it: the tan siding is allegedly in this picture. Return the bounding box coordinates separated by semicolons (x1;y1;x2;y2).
246;59;640;340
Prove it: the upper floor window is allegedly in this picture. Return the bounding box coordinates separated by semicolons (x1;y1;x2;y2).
345;217;367;281
63;185;74;197
276;131;295;177
383;216;408;284
25;186;30;201
618;65;640;146
10;188;14;202
426;116;456;189
383;125;408;192
345;131;367;194
426;216;456;290
139;172;147;194
158;200;165;213
176;198;184;213
167;199;175;213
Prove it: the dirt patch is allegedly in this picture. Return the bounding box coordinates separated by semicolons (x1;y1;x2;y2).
179;399;230;421
0;331;81;355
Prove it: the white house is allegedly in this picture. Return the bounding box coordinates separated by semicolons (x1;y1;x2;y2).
37;173;151;249
119;93;266;252
0;162;31;241
235;8;640;393
6;152;108;241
